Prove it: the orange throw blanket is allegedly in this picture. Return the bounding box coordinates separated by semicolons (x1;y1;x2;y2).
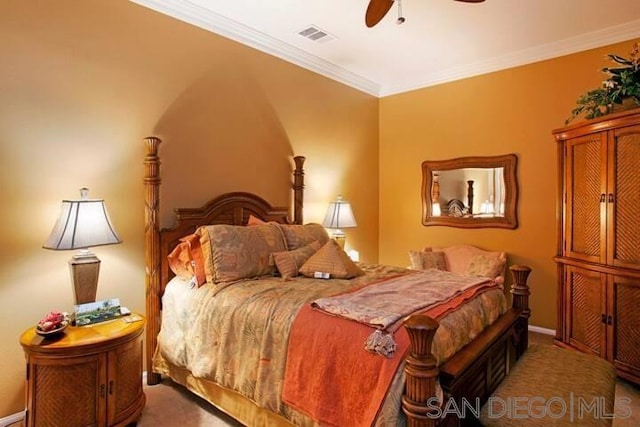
281;279;498;427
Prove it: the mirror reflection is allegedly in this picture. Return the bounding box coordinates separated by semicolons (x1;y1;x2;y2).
432;167;505;218
422;154;518;229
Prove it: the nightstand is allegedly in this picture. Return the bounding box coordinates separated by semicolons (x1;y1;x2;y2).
20;314;146;427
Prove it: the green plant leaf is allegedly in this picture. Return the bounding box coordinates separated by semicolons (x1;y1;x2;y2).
567;41;640;124
607;54;633;66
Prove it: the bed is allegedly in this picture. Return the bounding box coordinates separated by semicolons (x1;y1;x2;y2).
142;137;532;427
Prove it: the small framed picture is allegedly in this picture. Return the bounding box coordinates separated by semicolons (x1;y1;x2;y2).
75;298;122;326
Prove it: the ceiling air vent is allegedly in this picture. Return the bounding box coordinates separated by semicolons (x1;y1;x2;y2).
298;25;335;43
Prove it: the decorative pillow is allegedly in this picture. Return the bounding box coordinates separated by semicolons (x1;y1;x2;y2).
467;254;506;279
408;250;425;270
429;245;505;276
272;241;322;279
167;233;206;286
408;249;445;270
422;251;447;270
196;223;286;284
276;223;329;250
247;214;266;226
299;239;364;279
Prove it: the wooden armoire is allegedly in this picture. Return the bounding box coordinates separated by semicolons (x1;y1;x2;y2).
553;107;640;384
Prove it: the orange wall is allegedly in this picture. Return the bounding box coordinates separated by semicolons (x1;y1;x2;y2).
378;40;636;330
0;0;378;417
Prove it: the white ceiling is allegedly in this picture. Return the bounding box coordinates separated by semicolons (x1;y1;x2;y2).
131;0;640;97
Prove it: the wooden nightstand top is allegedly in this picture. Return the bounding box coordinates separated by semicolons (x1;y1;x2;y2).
20;313;145;355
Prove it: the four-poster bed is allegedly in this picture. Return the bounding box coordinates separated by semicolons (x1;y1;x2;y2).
143;136;532;426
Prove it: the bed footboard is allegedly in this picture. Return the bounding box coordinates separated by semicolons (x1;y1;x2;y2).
402;315;440;426
402;265;531;426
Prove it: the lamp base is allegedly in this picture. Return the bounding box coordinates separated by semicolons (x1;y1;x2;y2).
69;252;100;305
329;229;347;249
333;235;346;249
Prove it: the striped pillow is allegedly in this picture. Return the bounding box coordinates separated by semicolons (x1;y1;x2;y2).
272;241;322;279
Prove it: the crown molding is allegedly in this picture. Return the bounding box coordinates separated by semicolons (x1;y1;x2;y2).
130;0;381;96
380;19;640;97
131;1;640;99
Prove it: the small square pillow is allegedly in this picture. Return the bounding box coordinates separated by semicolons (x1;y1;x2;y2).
409;250;426;270
272;241;322;279
300;239;364;279
276;223;330;250
467;254;505;279
409;248;445;270
247;214;266;226
422;251;446;270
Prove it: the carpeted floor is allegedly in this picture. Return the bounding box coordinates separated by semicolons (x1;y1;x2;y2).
137;378;242;427
9;332;640;426
135;332;640;426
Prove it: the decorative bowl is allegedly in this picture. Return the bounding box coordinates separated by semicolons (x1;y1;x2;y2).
36;321;69;337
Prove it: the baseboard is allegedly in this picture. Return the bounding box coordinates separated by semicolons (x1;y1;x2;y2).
529;325;555;335
0;411;24;427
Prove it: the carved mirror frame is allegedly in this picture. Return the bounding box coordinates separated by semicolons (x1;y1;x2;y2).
421;154;519;229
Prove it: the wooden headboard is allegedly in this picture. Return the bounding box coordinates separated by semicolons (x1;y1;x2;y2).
143;137;305;384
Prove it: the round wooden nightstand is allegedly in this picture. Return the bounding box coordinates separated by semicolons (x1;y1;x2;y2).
20;314;146;427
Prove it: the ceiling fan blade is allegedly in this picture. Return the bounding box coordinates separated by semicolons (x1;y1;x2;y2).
365;0;395;28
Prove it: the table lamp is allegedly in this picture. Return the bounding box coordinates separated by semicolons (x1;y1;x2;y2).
43;188;121;305
322;195;357;248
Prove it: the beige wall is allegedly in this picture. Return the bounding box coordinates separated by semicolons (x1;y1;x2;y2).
378;40;635;330
0;0;378;417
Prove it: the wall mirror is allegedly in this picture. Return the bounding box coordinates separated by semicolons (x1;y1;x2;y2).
421;154;518;229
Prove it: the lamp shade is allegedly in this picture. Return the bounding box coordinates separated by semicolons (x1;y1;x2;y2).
322;196;357;229
43;188;121;251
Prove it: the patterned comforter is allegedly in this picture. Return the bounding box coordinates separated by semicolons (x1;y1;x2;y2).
153;264;507;426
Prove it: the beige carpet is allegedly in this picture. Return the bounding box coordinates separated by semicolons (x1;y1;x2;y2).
137;379;242;427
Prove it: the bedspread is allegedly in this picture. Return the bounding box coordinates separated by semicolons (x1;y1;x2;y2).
155;264;406;412
153;264;507;425
284;271;500;426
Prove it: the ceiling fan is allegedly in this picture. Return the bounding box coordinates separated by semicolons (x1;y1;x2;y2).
365;0;485;28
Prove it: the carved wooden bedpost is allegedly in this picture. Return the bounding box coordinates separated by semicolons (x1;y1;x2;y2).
293;156;305;225
402;315;440;427
509;264;532;357
144;136;162;385
467;180;474;214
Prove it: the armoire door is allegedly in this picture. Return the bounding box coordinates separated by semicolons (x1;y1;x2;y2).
607;124;640;270
565;265;606;357
607;274;640;379
565;133;608;264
